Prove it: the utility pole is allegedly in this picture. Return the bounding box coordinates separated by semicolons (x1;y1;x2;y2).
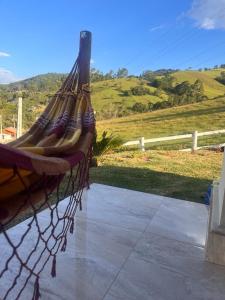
17;96;22;138
0;115;2;139
12;114;16;129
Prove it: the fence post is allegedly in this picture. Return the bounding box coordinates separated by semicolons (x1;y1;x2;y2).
139;137;145;151
192;131;198;152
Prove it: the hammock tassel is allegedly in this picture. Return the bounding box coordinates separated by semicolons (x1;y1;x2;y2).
79;199;82;211
61;236;67;252
51;255;56;278
70;218;74;234
0;31;94;300
32;276;41;300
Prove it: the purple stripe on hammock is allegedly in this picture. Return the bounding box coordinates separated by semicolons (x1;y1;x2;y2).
0;144;85;173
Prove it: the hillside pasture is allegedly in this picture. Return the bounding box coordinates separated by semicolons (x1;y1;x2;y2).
91;77;164;113
174;70;225;99
97;97;225;149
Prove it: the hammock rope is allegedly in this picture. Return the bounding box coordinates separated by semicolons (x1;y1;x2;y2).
0;31;95;300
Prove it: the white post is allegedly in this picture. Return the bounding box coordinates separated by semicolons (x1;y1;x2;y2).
206;151;225;265
0;115;2;139
17;96;22;138
139;137;145;151
192;130;198;152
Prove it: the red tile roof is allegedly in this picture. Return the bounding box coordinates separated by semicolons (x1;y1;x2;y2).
3;127;16;137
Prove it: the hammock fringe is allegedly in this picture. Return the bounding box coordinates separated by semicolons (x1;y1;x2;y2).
0;31;95;300
51;255;57;278
32;277;41;300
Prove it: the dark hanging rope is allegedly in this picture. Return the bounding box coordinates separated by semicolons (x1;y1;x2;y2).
0;154;90;300
0;31;93;300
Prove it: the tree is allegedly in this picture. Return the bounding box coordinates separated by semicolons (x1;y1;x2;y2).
151;75;175;91
90;68;104;82
131;102;147;113
191;80;205;101
116;68;128;78
193;79;204;94
104;70;114;80
216;71;225;85
130;85;151;96
141;70;155;83
174;81;191;95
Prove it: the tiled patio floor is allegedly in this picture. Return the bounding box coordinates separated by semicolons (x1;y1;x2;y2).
1;183;225;299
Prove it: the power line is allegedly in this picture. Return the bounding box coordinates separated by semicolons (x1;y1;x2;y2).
135;27;201;72
124;24;176;68
174;39;225;70
125;11;225;73
192;51;225;70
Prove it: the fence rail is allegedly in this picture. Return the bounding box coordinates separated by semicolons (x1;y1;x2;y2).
122;129;225;152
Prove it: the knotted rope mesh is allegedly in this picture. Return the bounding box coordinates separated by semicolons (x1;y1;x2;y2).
0;31;94;299
0;152;91;300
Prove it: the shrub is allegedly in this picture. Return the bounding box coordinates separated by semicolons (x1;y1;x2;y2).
131;102;147;113
130;85;151;96
93;131;123;157
216;72;225;85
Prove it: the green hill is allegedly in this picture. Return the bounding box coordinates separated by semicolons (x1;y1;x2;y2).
173;70;225;99
91;77;165;117
1;68;225;133
0;73;66;92
204;68;225;79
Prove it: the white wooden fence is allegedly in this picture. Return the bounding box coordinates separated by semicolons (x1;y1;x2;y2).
122;129;225;152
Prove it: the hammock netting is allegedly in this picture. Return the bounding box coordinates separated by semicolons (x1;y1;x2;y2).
0;31;95;299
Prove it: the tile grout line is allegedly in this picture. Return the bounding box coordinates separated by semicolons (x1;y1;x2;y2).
101;205;161;300
76;215;146;234
76;212;159;234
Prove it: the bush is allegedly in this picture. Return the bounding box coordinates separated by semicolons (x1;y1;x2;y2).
131;102;147;113
130;85;151;96
216;72;225;85
122;90;133;96
93;131;123;157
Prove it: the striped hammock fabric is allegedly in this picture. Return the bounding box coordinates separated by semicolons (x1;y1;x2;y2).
0;31;95;299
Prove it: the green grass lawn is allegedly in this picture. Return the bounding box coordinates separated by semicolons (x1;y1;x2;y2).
90;150;223;203
96;97;225;149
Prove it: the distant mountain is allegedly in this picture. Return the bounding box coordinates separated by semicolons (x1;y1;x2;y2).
1;68;225;129
0;73;67;92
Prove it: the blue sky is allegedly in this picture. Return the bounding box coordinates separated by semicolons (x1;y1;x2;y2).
0;0;225;83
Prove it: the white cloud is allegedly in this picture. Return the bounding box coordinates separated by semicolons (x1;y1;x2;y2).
189;0;225;30
149;25;164;32
0;68;20;84
90;58;95;64
0;51;10;57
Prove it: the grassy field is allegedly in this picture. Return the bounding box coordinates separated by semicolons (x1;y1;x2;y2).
91;72;225;203
91;77;165;113
90;150;223;203
96;97;225;149
174;69;225;99
91;69;225;114
205;68;225;79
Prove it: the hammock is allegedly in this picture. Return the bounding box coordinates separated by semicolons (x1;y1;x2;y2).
0;31;95;299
